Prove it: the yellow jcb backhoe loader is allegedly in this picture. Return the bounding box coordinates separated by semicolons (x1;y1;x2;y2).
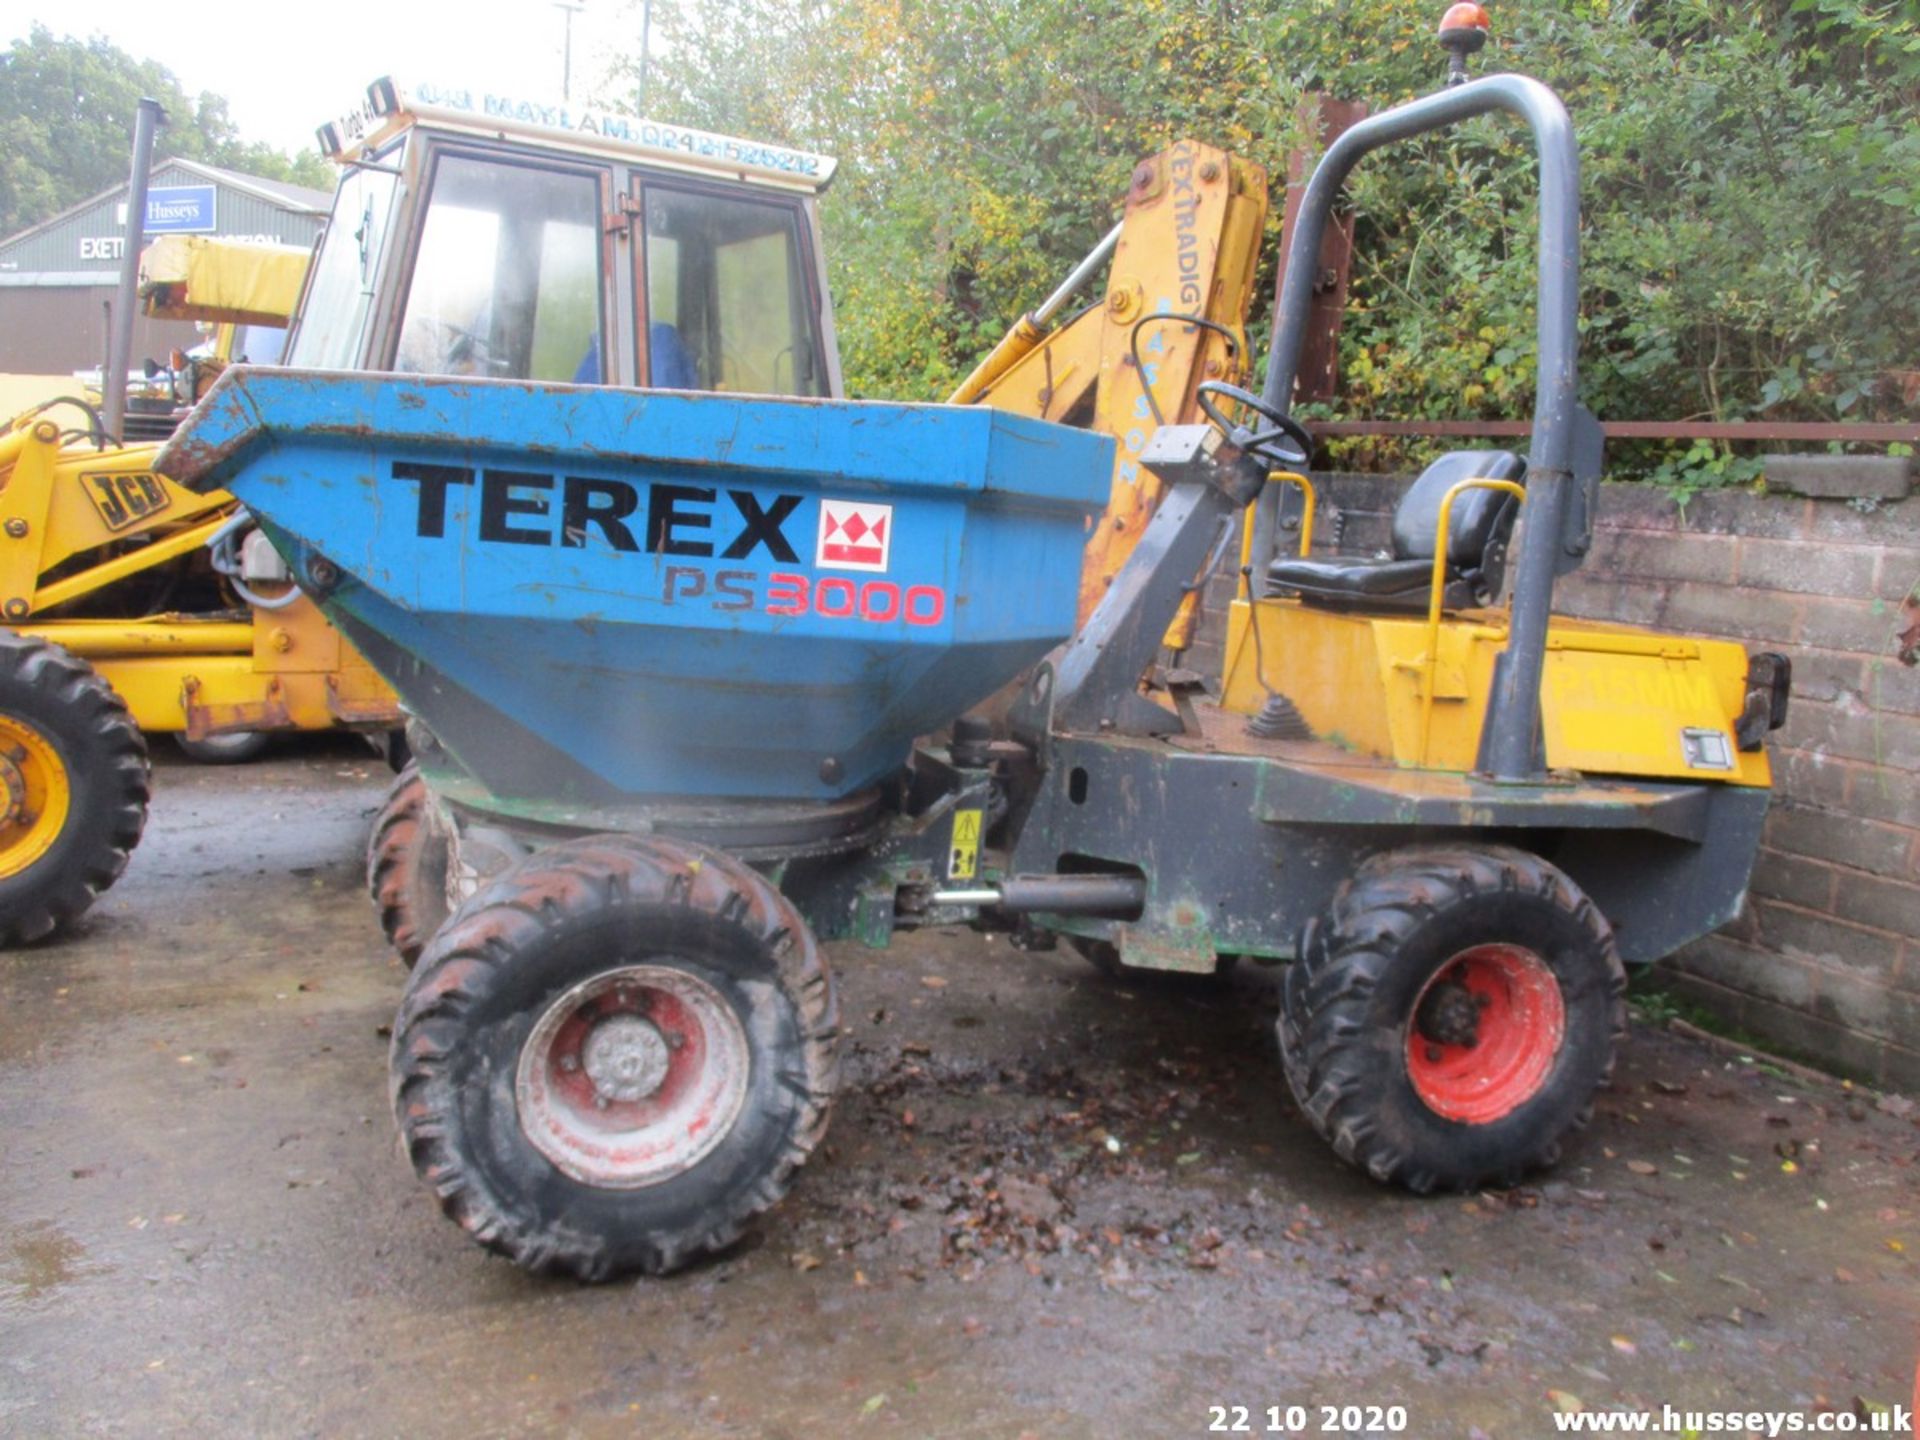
0;235;402;945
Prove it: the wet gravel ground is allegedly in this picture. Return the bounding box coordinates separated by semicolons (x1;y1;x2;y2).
1;742;1915;1439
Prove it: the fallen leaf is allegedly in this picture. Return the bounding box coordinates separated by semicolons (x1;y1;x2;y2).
920;976;949;990
791;1252;822;1272
998;1177;1060;1223
860;1393;888;1416
1548;1389;1584;1415
1626;1160;1659;1176
1610;1335;1638;1355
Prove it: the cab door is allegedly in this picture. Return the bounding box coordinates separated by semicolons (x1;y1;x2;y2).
628;173;837;397
383;143;623;385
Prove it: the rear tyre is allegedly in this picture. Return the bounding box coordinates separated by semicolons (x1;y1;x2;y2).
0;636;150;945
1279;844;1624;1192
390;834;838;1280
366;764;449;967
173;730;272;764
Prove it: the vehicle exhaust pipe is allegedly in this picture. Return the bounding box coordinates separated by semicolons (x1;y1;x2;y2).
105;97;166;440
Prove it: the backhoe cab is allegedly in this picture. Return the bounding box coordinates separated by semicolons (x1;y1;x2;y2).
298;80;842;397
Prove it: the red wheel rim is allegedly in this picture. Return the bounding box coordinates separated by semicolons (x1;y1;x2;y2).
515;965;750;1188
1405;943;1565;1124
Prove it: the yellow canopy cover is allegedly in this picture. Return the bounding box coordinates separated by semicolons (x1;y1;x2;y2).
139;235;311;326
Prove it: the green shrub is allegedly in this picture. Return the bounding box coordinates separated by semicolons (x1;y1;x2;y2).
628;0;1919;484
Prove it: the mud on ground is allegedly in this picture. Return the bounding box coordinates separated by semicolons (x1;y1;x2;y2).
1;743;1915;1438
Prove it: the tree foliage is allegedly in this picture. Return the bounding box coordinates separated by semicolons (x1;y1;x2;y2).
0;25;335;238
627;0;1917;482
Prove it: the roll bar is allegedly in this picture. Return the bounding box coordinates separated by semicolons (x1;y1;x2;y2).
1260;73;1581;782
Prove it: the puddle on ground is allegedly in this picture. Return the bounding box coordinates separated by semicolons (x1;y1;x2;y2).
0;1222;98;1308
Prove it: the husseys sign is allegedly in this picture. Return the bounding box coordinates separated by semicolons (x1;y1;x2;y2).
394;462;944;627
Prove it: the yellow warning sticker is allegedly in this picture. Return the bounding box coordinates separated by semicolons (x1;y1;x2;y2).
948;808;983;880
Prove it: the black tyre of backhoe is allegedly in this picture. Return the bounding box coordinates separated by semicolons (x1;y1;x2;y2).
173;730;272;764
390;834;839;1281
0;635;149;946
1279;843;1626;1193
366;763;449;967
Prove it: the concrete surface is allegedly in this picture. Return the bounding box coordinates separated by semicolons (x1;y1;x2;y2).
2;742;1916;1439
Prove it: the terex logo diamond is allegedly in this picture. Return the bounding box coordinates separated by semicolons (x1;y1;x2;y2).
816;499;893;572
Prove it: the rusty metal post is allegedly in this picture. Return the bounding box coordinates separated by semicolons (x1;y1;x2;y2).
1280;95;1368;404
1250;96;1365;571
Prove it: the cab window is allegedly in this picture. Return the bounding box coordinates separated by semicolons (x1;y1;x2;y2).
395;154;605;382
643;185;825;397
287;146;401;369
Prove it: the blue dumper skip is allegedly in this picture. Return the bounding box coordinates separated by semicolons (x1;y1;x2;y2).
158;370;1116;803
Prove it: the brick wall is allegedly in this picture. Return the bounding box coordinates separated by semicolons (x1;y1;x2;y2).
1187;468;1920;1089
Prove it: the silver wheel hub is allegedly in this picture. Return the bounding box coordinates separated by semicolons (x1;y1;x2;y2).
515;963;751;1190
581;1014;672;1102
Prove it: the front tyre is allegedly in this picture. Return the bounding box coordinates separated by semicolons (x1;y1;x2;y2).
365;764;448;967
0;636;149;945
390;835;838;1280
1279;844;1625;1193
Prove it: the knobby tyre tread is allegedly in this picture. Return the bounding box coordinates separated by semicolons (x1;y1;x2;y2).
0;635;149;946
1279;843;1626;1193
365;763;447;966
389;834;838;1280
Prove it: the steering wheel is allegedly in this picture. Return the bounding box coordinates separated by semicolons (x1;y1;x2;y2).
444;322;508;377
1195;381;1315;469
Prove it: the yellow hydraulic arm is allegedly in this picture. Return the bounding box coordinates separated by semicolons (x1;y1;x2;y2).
951;140;1270;644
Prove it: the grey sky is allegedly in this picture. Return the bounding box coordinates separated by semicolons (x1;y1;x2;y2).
8;1;650;156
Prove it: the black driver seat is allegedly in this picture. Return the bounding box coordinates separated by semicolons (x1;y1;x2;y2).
1265;449;1525;613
